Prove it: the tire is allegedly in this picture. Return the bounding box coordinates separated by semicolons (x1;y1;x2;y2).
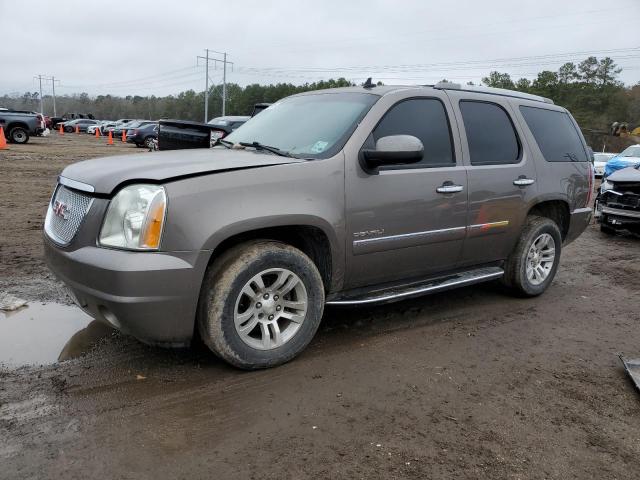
144;136;154;149
9;127;29;144
198;241;325;369
65;126;73;133
502;216;562;297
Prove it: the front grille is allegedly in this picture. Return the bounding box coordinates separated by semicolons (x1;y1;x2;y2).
44;185;93;245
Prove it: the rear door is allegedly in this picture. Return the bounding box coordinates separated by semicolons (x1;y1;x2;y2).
343;91;468;288
447;91;538;267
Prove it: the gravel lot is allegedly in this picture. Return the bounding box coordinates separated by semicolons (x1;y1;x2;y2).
1;134;639;479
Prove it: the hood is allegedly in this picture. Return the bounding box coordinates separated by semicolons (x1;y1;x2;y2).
608;165;640;183
60;148;304;195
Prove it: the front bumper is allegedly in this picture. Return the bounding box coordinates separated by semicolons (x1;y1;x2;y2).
44;237;210;347
598;205;640;229
564;207;592;245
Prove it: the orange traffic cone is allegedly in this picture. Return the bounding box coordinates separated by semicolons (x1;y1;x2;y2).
75;125;80;134
121;130;126;142
0;126;7;150
59;124;64;135
107;131;114;145
95;128;100;138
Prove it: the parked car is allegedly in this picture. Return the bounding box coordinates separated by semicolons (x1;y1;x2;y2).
126;122;158;148
593;152;616;178
603;145;640;178
63;118;100;133
0;109;44;143
250;103;272;116
44;83;592;369
207;115;250;141
112;120;155;137
157;119;228;150
596;165;640;235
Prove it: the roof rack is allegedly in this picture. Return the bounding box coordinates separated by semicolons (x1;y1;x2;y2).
431;81;554;104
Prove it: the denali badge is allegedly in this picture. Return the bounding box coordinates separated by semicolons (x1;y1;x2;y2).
53;200;70;220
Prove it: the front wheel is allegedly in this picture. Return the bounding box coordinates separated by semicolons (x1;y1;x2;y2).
198;241;325;369
502;216;562;297
144;136;154;149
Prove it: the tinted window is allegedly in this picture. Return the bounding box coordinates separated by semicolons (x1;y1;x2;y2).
373;98;454;167
519;106;588;162
460;101;520;165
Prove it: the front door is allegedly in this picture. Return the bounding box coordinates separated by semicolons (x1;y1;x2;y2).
344;93;468;289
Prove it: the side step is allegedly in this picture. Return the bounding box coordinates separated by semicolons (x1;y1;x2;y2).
326;266;504;306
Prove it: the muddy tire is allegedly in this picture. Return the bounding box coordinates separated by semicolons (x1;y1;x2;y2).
9;126;29;144
197;241;325;369
502;216;562;297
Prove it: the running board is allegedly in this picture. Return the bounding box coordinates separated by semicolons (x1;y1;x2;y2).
326;266;504;306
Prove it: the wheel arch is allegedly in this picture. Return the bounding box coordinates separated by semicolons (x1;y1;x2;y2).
526;199;570;240
203;220;341;294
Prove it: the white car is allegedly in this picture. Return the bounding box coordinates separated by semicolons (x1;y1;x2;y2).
593;152;616;178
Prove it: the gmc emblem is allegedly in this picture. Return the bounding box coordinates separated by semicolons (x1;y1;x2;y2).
53;200;70;220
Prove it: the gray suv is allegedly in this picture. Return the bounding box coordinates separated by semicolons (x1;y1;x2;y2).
44;83;593;369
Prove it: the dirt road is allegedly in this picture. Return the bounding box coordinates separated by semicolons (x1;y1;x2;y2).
1;135;639;479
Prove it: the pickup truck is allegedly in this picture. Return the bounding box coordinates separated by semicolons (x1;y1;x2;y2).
0;110;44;144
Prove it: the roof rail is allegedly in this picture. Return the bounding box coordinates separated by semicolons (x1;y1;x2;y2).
432;81;554;104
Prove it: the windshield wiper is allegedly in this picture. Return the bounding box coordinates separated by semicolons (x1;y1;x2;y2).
239;141;294;158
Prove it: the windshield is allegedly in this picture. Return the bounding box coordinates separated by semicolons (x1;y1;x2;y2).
225;92;378;159
620;145;640;157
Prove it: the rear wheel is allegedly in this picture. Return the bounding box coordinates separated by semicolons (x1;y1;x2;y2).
198;241;325;369
502;216;562;297
9;127;29;144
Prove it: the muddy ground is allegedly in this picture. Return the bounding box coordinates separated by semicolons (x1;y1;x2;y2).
1;134;640;479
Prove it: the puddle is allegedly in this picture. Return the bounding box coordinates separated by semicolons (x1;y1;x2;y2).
0;303;114;367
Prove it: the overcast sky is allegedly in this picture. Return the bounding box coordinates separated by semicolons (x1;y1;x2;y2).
1;0;639;97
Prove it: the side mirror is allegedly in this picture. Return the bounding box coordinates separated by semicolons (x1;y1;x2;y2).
362;135;424;170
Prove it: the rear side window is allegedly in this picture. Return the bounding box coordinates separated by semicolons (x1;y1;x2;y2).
373;98;454;168
519;106;588;162
459;101;520;165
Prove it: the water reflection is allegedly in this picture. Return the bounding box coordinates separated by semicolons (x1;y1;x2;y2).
0;303;113;367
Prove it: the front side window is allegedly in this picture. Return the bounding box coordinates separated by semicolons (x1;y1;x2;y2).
226;92;378;159
372;98;454;168
519;106;588;162
460;101;520;165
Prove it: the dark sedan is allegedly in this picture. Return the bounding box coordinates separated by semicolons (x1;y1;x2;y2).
112;120;155;137
126;122;158;148
63;118;100;133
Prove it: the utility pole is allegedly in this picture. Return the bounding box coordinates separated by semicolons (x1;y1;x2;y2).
50;76;60;117
34;74;45;114
33;75;60;116
222;52;227;116
196;49;233;121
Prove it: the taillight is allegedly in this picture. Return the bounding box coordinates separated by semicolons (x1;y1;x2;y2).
586;162;594;207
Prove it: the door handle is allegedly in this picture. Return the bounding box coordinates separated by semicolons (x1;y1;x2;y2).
513;177;535;186
436;183;464;194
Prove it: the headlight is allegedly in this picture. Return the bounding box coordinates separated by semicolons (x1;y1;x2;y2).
99;184;166;250
600;180;613;194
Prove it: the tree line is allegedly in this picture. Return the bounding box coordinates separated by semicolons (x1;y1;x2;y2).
1;57;638;132
479;56;639;132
